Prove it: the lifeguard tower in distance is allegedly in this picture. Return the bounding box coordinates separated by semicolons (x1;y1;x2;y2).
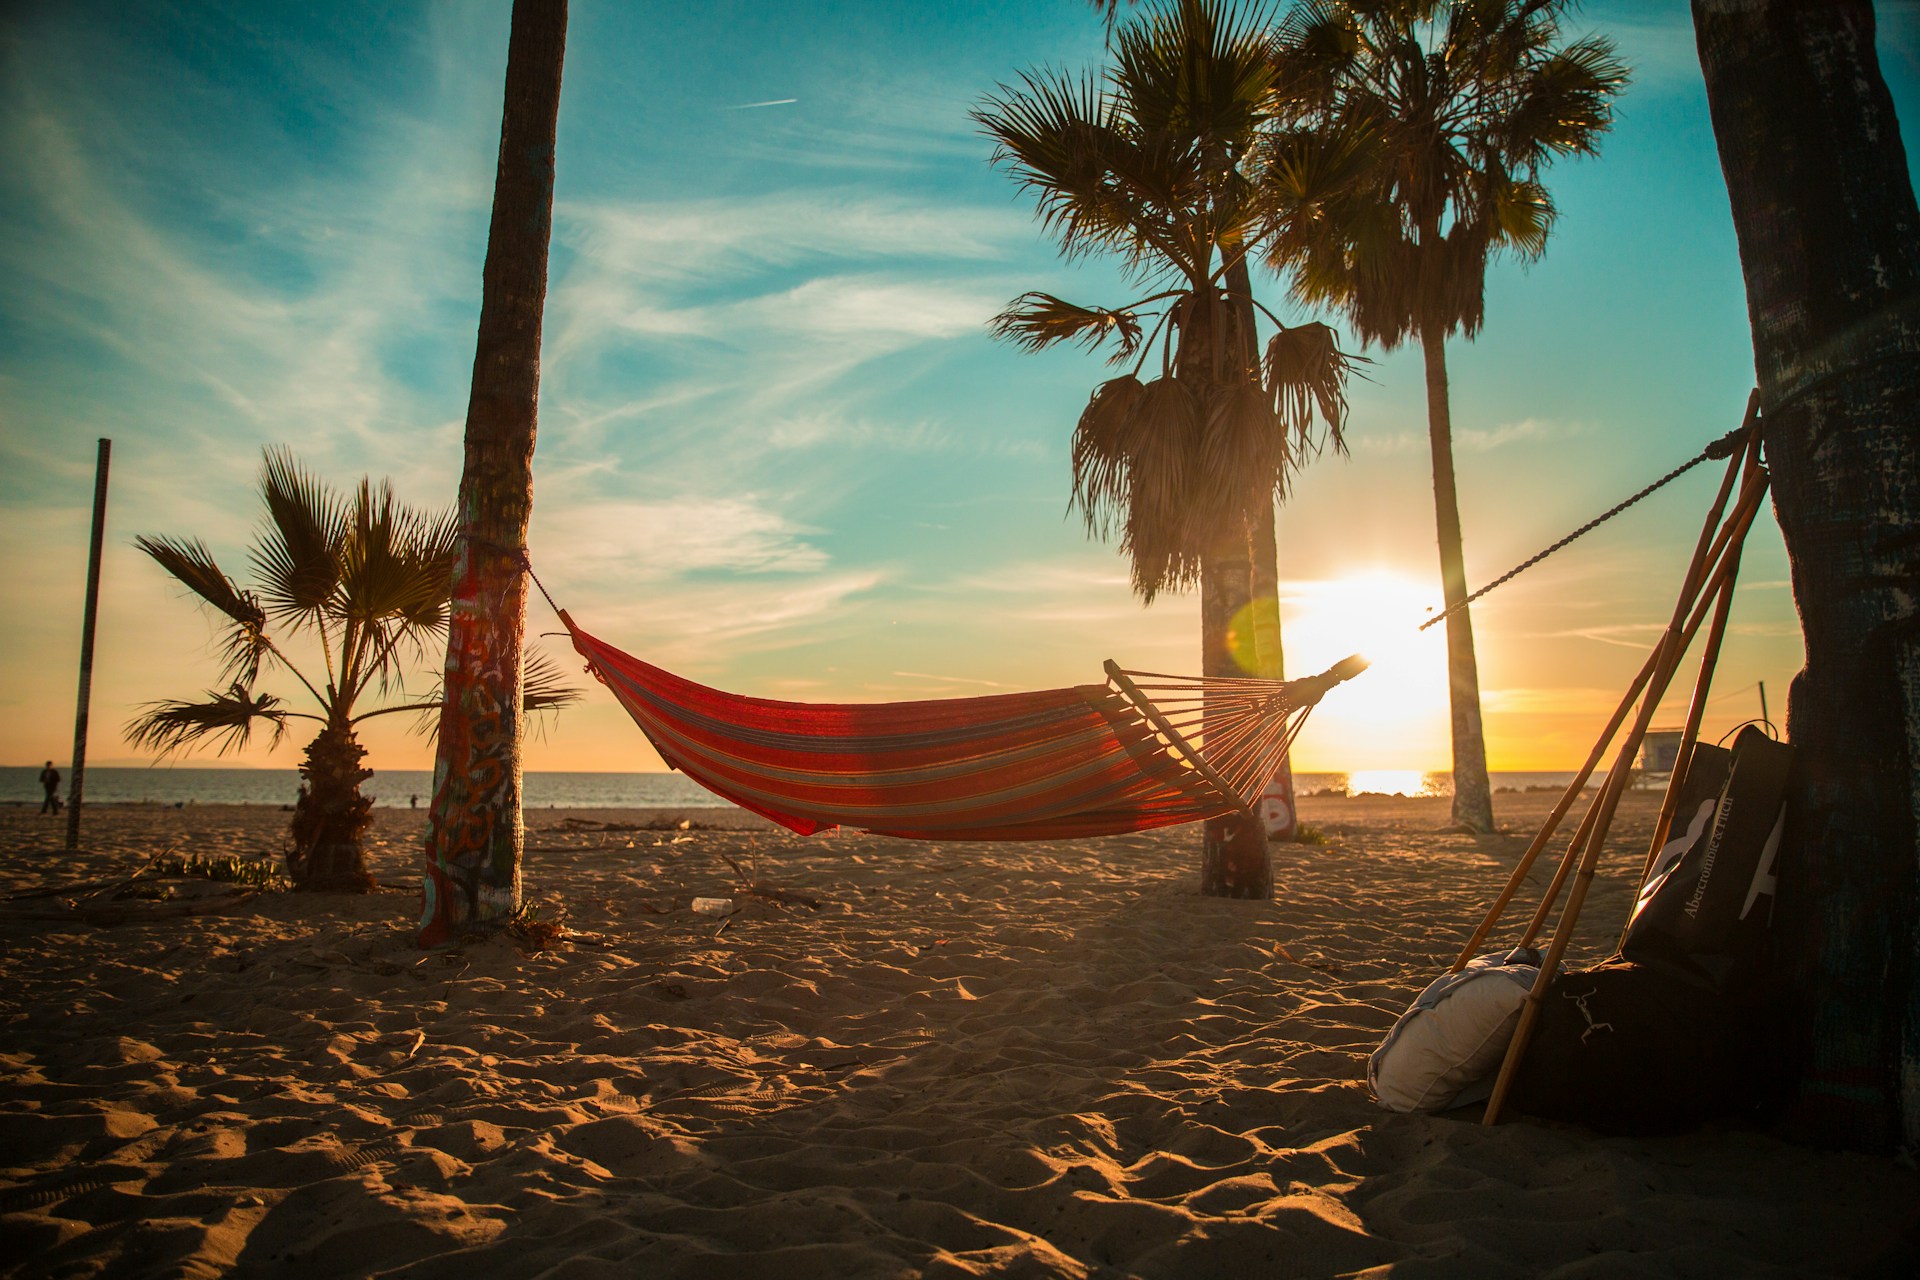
1639;729;1685;788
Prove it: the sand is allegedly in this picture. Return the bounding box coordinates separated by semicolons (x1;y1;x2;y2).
2;792;1914;1278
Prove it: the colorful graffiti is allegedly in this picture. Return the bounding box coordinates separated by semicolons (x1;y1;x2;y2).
418;540;528;948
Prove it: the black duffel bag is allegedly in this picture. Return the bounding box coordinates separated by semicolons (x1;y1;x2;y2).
1509;957;1772;1135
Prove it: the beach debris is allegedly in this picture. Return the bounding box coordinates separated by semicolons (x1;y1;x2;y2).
713;850;822;912
507;901;569;954
556;816;721;833
691;897;735;917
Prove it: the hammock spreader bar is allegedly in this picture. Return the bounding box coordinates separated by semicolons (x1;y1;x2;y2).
560;613;1365;841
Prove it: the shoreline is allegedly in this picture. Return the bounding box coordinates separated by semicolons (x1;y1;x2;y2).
3;795;1914;1276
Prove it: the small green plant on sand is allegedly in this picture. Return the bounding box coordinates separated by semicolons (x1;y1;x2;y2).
152;853;285;889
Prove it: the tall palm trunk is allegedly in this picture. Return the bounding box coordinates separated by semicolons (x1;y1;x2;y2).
1419;324;1495;832
1248;499;1297;838
419;0;568;947
1197;267;1275;897
1694;0;1920;1151
1199;528;1273;897
1227;252;1299;842
290;717;374;892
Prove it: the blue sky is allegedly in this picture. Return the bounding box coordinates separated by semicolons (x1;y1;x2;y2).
3;0;1916;775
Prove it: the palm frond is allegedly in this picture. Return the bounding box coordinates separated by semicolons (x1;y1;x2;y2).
365;645;581;739
1113;374;1208;600
991;292;1147;362
136;535;257;625
1201;380;1286;517
126;684;289;756
1497;35;1629;166
252;447;345;628
975;67;1212;279
1111;0;1282;146
332;477;460;710
1264;321;1363;449
1069;374;1148;538
136;535;272;684
1488;175;1554;258
1264;0;1625;344
524;648;583;712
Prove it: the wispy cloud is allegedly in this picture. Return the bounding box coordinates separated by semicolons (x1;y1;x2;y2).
1353;416;1588;456
535;494;830;578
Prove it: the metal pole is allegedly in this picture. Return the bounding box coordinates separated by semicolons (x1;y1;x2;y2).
65;439;111;851
1758;679;1769;728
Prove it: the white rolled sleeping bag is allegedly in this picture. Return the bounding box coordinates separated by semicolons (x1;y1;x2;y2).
1368;946;1547;1113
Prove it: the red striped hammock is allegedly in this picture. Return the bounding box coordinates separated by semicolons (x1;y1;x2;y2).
564;615;1360;841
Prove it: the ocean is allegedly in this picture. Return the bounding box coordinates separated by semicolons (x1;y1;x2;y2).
2;765;1614;809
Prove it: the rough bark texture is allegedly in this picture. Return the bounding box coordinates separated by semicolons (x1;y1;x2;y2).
419;0;567;948
1693;0;1920;1151
1227;254;1300;843
290;721;375;893
1195;262;1277;897
1420;325;1496;833
1250;499;1300;841
1200;529;1275;898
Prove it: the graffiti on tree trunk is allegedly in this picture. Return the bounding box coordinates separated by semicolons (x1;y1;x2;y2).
418;542;526;948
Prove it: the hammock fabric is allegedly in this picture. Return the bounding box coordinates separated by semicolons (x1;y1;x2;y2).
563;619;1297;841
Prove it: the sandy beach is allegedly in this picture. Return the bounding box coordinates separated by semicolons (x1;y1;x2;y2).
2;792;1914;1278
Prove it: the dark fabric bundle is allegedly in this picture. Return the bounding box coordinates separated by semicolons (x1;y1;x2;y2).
1512;728;1793;1134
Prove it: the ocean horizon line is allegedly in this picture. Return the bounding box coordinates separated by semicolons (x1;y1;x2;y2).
3;764;1626;809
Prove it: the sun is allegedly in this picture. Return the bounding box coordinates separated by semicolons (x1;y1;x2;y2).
1278;571;1452;772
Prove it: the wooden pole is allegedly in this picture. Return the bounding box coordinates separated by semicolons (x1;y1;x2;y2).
1450;643;1661;971
1628;558;1744;903
1106;660;1259;814
64;439;111;852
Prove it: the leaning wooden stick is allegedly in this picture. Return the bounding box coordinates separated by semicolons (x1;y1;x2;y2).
1482;466;1769;1125
1450;429;1754;971
1450;646;1660;970
1513;465;1774;954
1627;552;1743;920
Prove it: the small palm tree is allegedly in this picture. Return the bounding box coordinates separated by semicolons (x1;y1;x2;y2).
1263;0;1627;832
977;0;1358;896
130;449;575;892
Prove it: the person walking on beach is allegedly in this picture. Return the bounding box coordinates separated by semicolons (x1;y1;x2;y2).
38;761;61;814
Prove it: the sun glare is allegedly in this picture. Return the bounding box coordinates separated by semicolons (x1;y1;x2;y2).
1281;571;1451;772
1346;769;1430;797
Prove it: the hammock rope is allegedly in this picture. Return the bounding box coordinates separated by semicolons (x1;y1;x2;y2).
1417;410;1755;633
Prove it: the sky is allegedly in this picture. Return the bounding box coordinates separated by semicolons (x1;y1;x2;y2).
2;0;1916;780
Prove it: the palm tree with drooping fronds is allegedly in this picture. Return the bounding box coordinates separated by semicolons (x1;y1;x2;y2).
977;0;1359;896
1261;0;1628;832
131;449;576;892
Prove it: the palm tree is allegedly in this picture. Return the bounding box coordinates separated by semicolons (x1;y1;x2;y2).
1263;0;1627;832
977;0;1357;896
420;0;568;947
1693;0;1920;1151
131;449;575;892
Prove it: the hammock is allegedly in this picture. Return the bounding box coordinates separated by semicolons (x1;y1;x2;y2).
562;614;1364;841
